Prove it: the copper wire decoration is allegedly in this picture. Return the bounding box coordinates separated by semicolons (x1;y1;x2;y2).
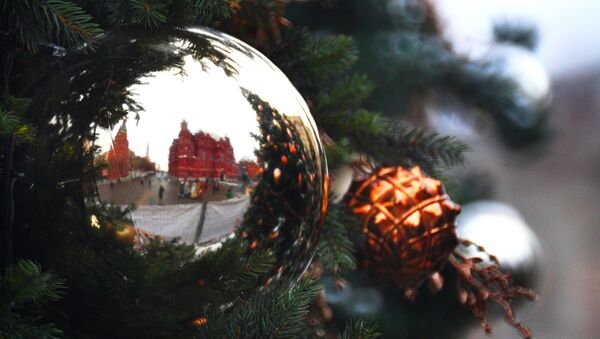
348;166;537;338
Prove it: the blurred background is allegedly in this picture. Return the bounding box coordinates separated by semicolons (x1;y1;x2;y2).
290;0;600;337
438;1;600;338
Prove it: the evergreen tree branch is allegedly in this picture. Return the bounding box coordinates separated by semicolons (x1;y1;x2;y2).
130;0;167;28
204;278;322;338
0;260;65;339
193;0;234;21
338;318;381;339
1;0;102;53
317;201;358;274
0;108;19;137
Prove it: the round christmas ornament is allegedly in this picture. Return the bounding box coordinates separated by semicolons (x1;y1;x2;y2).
348;166;538;338
486;44;552;125
33;27;327;283
348;166;461;287
456;201;544;284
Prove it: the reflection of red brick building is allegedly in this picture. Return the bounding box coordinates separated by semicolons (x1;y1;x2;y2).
107;122;130;180
168;120;239;179
98;120;156;180
238;159;260;179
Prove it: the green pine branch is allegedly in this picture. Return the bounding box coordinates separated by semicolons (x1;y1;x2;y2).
193;0;234;21
317;201;358;274
0;260;65;339
338;318;381;339
203;278;322;338
353;116;468;173
299;33;358;80
0;108;19;137
130;0;167;28
316;74;375;114
1;0;102;53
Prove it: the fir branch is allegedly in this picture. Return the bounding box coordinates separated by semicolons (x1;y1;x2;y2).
321;107;467;173
1;259;66;304
349;115;469;173
45;0;102;41
1;0;102;53
300;34;358;79
0;260;65;339
316;74;375;115
193;0;234;21
235;249;278;288
0;108;19;137
105;0;130;26
338;318;381;339
205;278;322;338
131;0;167;28
317;201;358;273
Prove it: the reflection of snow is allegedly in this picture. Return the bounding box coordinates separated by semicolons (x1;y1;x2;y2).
200;196;249;244
129;196;249;246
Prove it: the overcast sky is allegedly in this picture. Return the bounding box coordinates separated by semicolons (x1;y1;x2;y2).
432;0;600;78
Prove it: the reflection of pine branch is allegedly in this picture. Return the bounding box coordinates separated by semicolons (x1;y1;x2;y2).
239;89;323;279
175;29;240;76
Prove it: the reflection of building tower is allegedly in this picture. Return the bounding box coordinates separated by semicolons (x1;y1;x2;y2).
107;120;131;180
214;137;239;178
168;120;239;179
169;120;200;177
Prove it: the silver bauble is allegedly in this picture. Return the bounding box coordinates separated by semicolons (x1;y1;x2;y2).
456;200;543;282
40;27;328;284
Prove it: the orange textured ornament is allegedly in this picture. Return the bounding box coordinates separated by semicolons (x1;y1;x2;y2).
348;166;460;287
348;165;537;338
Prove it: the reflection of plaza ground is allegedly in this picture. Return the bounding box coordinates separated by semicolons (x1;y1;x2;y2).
97;173;241;206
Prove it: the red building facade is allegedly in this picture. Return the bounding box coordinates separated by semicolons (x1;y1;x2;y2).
107;122;130;180
168;120;239;179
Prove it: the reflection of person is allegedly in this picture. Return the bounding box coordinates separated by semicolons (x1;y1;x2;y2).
190;181;198;199
158;185;165;204
184;180;192;197
179;181;185;198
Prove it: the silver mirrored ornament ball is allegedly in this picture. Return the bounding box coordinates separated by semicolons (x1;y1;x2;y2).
455;200;543;281
38;27;328;283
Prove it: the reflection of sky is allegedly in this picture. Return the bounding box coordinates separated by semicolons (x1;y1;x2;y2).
97;28;316;171
98;56;258;170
